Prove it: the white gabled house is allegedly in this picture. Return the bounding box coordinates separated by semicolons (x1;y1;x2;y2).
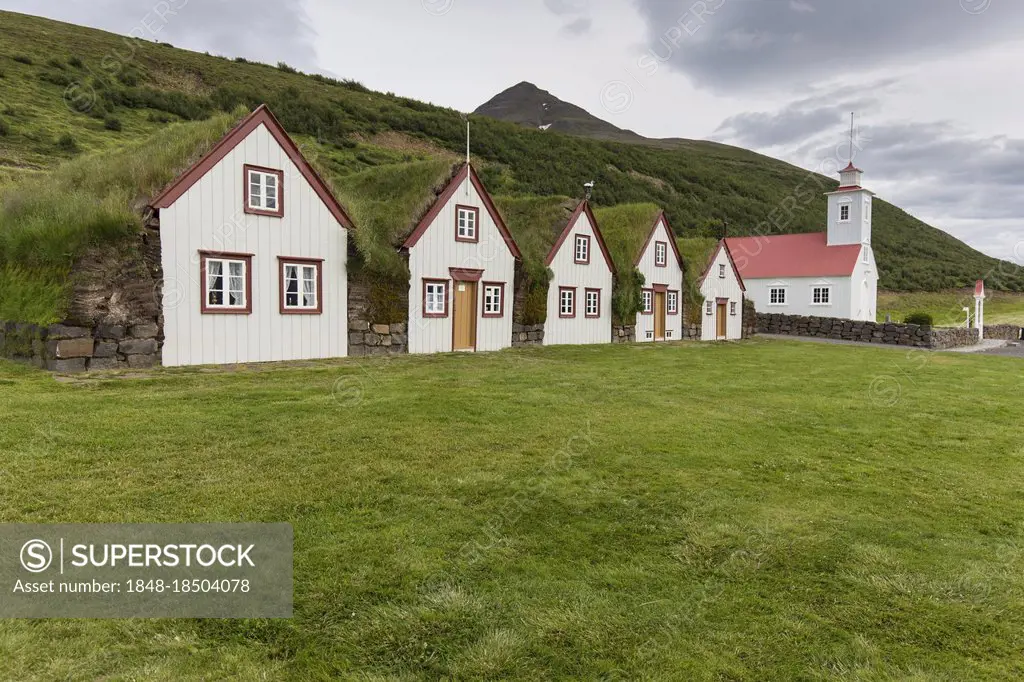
544;200;616;345
151;105;355;367
635;212;684;342
697;240;746;341
402;163;522;354
726;163;878;321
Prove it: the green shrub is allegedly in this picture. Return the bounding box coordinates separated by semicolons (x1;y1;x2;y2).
234;56;249;64
56;133;80;153
46;57;64;69
117;67;140;86
12;55;33;65
276;61;299;74
68;55;84;68
0;117;9;137
904;312;934;327
38;70;74;87
103;116;123;132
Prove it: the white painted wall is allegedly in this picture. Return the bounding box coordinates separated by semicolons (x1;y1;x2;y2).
544;211;614;346
634;218;684;342
699;247;744;341
827;188;872;247
407;175;516;354
851;245;878;322
746;274;854;319
160;123;348;367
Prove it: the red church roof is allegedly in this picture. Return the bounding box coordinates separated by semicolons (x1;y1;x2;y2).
724;232;862;279
975;280;986;297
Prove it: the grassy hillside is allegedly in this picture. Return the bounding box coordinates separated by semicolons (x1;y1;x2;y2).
1;10;1022;293
878;290;1024;326
3;341;1024;678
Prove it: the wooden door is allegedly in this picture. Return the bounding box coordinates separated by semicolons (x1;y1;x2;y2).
654;292;666;340
717;302;727;339
452;281;477;351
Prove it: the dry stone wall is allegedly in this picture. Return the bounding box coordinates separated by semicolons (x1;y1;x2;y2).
756;312;983;350
613;325;636;344
0;319;161;372
984;325;1022;341
512;323;545;347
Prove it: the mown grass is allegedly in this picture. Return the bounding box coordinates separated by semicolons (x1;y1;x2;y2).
878;290;1024;326
1;340;1023;679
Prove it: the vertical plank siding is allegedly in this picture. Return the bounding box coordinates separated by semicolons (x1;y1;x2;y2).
634;219;684;342
407;175;516;354
544;211;614;346
700;247;745;341
161;123;348;367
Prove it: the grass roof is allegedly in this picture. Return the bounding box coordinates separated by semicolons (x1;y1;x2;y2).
493;195;577;283
677;237;719;323
332;158;460;278
592;203;662;277
0;109;244;324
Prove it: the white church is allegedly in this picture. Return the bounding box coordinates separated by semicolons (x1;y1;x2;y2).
725;163;878;321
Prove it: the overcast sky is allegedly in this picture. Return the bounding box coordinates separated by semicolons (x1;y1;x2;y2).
6;0;1023;264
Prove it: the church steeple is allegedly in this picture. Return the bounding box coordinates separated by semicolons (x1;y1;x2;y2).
826;164;874;247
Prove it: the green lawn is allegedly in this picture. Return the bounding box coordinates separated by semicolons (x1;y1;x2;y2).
1;340;1023;680
879;290;1024;326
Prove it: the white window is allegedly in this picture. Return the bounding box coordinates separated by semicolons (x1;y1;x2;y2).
456;206;478;241
730;301;737;316
205;257;247;309
655;242;667;267
769;287;787;305
646;331;654;340
719;264;726;278
642;289;653;314
839;203;851;222
483;283;503;316
559;287;575;317
282;261;319;311
667;291;678;315
705;301;712;316
574;235;590;264
424;280;447;316
812;286;832;305
585;289;600;317
246;167;282;213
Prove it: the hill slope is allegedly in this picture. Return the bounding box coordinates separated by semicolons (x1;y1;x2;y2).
1;10;1022;291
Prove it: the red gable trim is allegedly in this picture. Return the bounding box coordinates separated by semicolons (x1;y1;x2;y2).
697;239;746;293
544;200;617;275
634;211;682;267
150;105;354;229
402;163;522;260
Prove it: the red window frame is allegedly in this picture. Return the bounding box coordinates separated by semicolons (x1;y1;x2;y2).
278;257;324;315
654;241;668;267
481;281;505;318
199;251;253;315
422;278;449;318
559;286;577;319
243;164;284;218
641;288;654;315
574;234;591;265
454;204;480;244
584;288;601;319
667;290;679;316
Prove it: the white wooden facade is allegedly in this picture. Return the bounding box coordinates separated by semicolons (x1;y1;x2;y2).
153;106;353;367
404;164;521;354
544;202;615;346
635;214;684;342
698;241;745;341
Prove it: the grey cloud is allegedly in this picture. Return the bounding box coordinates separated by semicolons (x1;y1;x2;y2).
5;0;318;70
633;0;1024;92
544;0;593;35
562;17;593;35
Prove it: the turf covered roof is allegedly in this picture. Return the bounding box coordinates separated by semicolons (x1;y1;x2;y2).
592;203;664;276
494;195;578;282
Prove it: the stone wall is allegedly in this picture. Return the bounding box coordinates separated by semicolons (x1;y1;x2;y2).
613;325;636;344
756;312;981;350
684;324;701;340
512;323;545;347
742;299;757;339
0;320;161;372
984;325;1022;341
348;321;408;357
930;326;980;350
